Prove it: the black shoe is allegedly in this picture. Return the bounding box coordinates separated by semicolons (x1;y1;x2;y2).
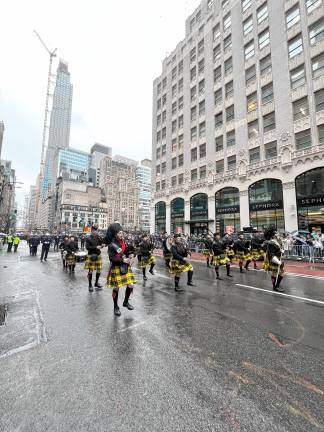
123;301;134;310
216;276;223;280
273;286;278;292
244;267;249;271
227;274;233;278
88;285;94;292
175;286;184;292
95;284;103;291
114;307;121;316
149;269;155;275
143;276;148;281
240;269;244;273
187;281;195;286
276;286;285;293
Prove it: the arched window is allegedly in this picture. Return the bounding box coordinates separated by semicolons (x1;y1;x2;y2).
155;201;166;234
215;187;240;234
171;198;185;234
189;193;209;235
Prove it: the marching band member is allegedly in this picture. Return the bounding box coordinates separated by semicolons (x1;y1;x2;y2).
84;226;104;292
59;235;69;270
222;233;235;262
234;233;251;273
203;234;213;268
212;233;232;280
106;225;136;316
170;234;194;291
139;234;156;280
66;235;79;274
249;231;262;270
264;228;285;292
162;232;172;269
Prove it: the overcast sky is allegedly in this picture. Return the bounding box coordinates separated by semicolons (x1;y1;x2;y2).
0;0;199;207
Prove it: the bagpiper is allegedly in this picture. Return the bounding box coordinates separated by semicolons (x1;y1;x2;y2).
170;234;194;291
66;235;79;274
222;233;235;262
162;232;172;269
212;233;232;280
234;233;251;273
106;224;136;317
59;235;69;270
249;231;263;270
263;227;285;292
203;234;213;268
139;234;156;280
84;226;104;292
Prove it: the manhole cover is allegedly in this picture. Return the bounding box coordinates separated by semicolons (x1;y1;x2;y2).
0;304;7;325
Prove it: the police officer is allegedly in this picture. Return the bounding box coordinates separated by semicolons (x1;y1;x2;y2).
40;233;52;262
6;234;13;252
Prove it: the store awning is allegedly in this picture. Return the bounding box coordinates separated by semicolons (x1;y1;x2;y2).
184;219;214;224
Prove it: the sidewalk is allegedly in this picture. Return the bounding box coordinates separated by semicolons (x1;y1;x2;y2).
154;249;324;278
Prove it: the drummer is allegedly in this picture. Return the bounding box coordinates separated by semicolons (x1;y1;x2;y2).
66;235;79;273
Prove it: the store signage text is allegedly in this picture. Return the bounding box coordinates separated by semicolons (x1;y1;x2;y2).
250;201;283;211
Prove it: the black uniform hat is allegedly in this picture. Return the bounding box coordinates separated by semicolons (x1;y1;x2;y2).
264;227;277;240
105;222;123;244
174;233;181;238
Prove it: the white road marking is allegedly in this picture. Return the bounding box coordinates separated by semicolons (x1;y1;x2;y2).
235;284;324;306
116;320;147;333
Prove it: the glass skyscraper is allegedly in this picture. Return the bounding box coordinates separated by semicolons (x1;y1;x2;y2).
57;148;91;182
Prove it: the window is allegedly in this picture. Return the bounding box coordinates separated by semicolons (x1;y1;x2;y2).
224;34;232;51
293;97;309;120
191;126;197;141
198;58;205;75
199;100;205;116
226;105;235;122
190;17;195;33
246;65;256;84
215;112;223;128
295;129;312;150
257;3;268;24
172;101;177;115
157;99;161;110
286;5;300;29
227;130;235;147
309;19;324;45
247;92;258;112
196;10;201;22
157;83;161;95
315;89;324;112
156;182;160;191
191;168;198;181
290;65;306;89
178;115;184;129
171;176;177;187
178;134;184;149
157;114;161;127
208;0;214;9
215;88;222;104
172;120;177;134
200;165;207;179
191;106;197;122
214;66;222;83
178;154;184;166
261;83;274;104
216;159;224;173
307;0;322;14
157;131;161;143
191;85;197;102
162;94;167;106
312;53;324;78
245;41;255;60
178;60;183;74
191;147;198;161
225;80;233;98
319;124;324;143
162;128;166;140
178;78;183;92
265;141;277;159
200;143;206;158
156;147;161;159
248;120;259;138
223;13;231;31
259;29;270;50
161;180;166;190
260;54;272;75
242;0;252;13
216;135;223;152
178;96;183;110
172;139;177;152
162;77;167;89
198;39;204;56
161;162;166;174
190;66;197;81
249;147;260;164
172;67;177;81
227;155;236;171
162;111;166;123
213;45;221;62
198;79;205;96
224;57;233;74
178;173;184;185
190;47;196;63
156;164;161;175
222;0;229;8
243;17;253;36
199;121;206;138
263;112;276;132
288;35;303;58
213;24;220;40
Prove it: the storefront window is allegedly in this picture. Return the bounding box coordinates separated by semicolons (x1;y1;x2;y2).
190;193;208;235
155;201;166;234
249;179;285;231
296;167;324;232
171;198;185;234
215;187;240;234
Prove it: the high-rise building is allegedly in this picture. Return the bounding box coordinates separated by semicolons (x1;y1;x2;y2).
0;160;16;232
152;0;324;235
0;121;4;161
90;143;112;187
136;159;152;232
99;155;139;229
42;60;73;198
26;185;37;231
55;147;91;182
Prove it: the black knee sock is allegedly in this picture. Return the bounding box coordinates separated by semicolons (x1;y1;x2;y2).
245;260;251;269
150;263;154;272
276;275;283;287
215;267;219;278
112;289;119;307
72;265;75;271
142;268;146;277
206;258;209;266
226;263;230;276
88;273;93;287
271;276;276;288
95;273;100;285
187;270;193;283
175;276;180;287
124;286;133;303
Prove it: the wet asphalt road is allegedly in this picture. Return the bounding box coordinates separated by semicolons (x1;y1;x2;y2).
0;243;324;432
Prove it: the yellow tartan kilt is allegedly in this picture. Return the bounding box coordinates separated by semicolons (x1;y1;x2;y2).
236;251;251;261
263;257;285;274
203;249;213;257
140;255;156;268
84;254;103;271
212;254;230;266
251;249;261;260
170;259;193;274
226;248;235;260
106;264;136;289
66;254;76;265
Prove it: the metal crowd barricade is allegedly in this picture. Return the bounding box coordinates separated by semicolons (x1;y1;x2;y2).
286;244;324;262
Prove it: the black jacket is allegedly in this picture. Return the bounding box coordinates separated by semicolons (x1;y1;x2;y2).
139;240;153;257
234;239;249;253
267;239;282;260
108;240;124;266
204;239;213;250
212;240;224;256
66;241;78;255
171;242;188;263
41;236;52;247
86;234;102;256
